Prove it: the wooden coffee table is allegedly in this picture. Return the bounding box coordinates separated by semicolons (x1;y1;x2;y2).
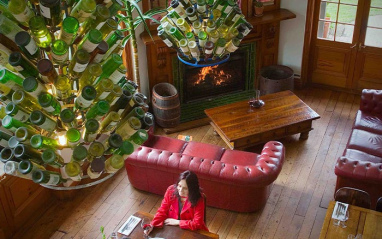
204;90;320;150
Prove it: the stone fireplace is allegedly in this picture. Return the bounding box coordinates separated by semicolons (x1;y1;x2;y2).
173;43;255;123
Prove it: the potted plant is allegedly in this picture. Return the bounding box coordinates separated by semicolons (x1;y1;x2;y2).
253;0;264;17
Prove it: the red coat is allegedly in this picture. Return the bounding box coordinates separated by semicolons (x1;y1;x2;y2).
151;185;209;232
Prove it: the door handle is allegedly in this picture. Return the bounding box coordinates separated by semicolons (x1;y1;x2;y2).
350;44;357;49
359;43;366;49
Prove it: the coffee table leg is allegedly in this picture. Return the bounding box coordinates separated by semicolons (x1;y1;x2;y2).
300;131;309;140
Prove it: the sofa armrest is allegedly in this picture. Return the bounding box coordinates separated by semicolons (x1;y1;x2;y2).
359;89;382;115
335;156;382;183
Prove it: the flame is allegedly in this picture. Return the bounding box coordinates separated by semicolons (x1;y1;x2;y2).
194;66;232;86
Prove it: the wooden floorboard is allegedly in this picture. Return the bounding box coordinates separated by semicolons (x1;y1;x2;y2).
16;88;362;239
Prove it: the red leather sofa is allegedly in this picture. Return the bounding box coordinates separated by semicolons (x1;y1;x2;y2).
125;134;285;212
335;89;382;208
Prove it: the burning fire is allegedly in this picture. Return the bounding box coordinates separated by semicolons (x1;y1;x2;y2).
194;65;231;86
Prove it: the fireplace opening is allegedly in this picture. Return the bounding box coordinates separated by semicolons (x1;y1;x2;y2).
183;53;246;103
173;42;256;123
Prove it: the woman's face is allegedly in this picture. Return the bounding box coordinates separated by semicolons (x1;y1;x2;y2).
177;179;189;198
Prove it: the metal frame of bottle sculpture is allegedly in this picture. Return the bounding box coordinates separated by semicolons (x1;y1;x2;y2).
157;0;253;66
0;0;155;189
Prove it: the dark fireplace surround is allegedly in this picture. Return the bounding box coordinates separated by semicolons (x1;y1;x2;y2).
173;43;256;123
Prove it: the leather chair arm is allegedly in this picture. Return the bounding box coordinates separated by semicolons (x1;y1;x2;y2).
360;89;382;115
335;156;382;183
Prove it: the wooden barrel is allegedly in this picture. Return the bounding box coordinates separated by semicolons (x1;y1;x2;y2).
152;83;180;128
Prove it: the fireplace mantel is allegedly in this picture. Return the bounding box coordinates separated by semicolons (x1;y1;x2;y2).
140;8;296;94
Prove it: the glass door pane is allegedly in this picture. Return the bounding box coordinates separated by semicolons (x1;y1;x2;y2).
364;2;382;47
317;0;358;43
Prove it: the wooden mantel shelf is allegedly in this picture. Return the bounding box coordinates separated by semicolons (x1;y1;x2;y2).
141;8;296;45
247;8;296;25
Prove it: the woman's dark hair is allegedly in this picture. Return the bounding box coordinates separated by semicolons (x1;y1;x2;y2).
174;170;201;207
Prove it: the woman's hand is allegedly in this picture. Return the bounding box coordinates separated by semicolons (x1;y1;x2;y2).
164;218;180;226
143;224;153;237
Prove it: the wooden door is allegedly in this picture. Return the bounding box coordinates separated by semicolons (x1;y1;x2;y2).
309;0;382;91
352;0;382;90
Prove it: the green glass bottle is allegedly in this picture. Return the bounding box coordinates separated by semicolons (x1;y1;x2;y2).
12;90;41;113
4;161;32;180
29;16;52;48
107;0;123;15
141;112;154;130
170;0;185;17
196;0;207;15
158;29;176;49
198;31;208;48
60;109;78;130
55;75;72;101
94;78;113;100
78;29;103;53
176;18;191;33
96;53;123;84
18;160;45;177
39;0;62;27
2;115;30;132
79;4;110;36
0;69;23;91
14;31;39;59
23;77;48;98
14;144;43;164
119;93;144;119
212;38;226;59
30;134;63;150
99;111;120;133
0;130;12;148
59;16;79;45
90;41;109;63
208;29;219;43
85;100;110;120
66;128;81;148
65;161;83;181
0;15;24;41
83;119;99;142
8;0;34;27
7;136;20;149
124;107;145;121
0;147;15;163
188;41;200;61
115;116;141;140
36;58;58;84
102;133;122;155
71;145;88;164
15;126;39;144
104;84;122;105
186;7;198;23
8;52;39;78
32;169;66;185
108;64;126;84
104;154;124;173
169;26;185;42
38;93;61;116
87;156;105;179
5;102;30;122
51;40;69;65
88;141;104;162
128;129;149;150
74;85;97;110
98;18;118;40
113;140;134;156
68;49;90;79
30;110;57;132
78;63;102;91
70;0;97;23
105;29;123;50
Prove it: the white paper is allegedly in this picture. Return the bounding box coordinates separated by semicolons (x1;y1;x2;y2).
332;201;349;221
118;215;141;236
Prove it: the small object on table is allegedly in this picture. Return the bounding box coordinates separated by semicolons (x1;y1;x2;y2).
118;215;141;236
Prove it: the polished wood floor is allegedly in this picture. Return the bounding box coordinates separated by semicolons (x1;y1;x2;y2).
16;88;360;239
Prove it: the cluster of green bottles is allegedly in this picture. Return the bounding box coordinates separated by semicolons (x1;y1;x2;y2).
0;0;155;186
158;0;253;62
